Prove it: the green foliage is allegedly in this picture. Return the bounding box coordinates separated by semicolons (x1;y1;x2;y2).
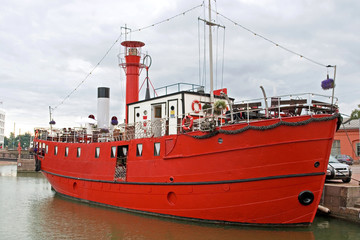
214;100;227;115
4;132;32;150
350;104;360;120
202;103;212;115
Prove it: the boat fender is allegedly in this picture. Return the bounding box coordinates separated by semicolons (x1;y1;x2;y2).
298;190;314;206
35;156;41;172
336;114;342;131
192;100;202;113
182;115;193;131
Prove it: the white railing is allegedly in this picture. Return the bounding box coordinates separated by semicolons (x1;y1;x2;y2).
35;93;338;143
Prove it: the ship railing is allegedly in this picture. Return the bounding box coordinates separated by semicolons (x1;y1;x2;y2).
34;93;338;143
154;83;205;97
230;92;338;121
174;92;338;132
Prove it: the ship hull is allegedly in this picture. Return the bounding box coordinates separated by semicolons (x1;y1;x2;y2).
36;114;338;225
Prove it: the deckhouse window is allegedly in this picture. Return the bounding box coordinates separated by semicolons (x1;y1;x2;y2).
54;146;58;156
77;147;81;158
95;147;100;158
154;105;162;118
45;145;48;154
65;147;69;157
154;142;160;156
111;146;116;158
136;144;143;157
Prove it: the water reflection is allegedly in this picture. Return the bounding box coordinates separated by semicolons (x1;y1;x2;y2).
0;163;17;176
30;194;315;240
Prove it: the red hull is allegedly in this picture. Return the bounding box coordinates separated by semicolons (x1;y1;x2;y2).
36;114;337;225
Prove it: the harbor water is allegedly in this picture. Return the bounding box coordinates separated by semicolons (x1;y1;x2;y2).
1;164;359;240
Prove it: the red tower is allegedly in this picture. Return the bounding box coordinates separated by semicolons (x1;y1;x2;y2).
120;41;145;123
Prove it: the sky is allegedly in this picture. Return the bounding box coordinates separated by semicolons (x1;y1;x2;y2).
0;0;359;137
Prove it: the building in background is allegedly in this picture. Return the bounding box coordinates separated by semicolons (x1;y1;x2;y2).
0;107;5;149
332;118;360;163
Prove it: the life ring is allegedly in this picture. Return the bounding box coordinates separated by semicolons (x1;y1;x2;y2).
192;100;202;113
182;115;193;131
35;130;39;139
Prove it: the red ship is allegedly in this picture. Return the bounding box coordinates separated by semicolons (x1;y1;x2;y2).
33;5;340;226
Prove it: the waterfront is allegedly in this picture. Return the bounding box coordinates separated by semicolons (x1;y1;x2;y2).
0;164;359;240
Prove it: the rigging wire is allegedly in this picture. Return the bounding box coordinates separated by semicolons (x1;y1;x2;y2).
215;0;218;89
52;32;123;112
203;3;207;89
215;25;219;89
221;25;226;89
130;3;204;33
198;18;201;86
51;3;204;113
212;9;330;68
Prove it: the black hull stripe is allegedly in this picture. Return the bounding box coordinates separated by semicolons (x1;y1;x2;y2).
41;170;324;186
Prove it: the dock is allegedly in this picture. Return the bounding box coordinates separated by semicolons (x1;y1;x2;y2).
0;149;36;172
319;164;360;224
17;157;36;172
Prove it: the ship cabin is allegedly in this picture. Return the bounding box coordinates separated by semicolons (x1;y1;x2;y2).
127;83;233;138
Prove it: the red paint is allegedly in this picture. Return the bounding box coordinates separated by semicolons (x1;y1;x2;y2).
35;114;337;225
121;41;145;123
213;88;227;96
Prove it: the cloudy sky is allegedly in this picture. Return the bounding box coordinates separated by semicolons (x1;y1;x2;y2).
1;0;359;136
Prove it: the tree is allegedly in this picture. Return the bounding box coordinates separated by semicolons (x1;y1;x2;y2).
350;104;360;120
4;132;32;150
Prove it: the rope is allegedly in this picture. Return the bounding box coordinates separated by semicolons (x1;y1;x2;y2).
52;3;203;112
190;113;340;139
211;9;330;68
52;32;122;111
130;3;203;33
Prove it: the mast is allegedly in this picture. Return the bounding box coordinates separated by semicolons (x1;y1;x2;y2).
208;0;214;112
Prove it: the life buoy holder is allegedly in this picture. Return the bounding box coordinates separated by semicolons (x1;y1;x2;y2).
182;115;193;131
192;100;202;113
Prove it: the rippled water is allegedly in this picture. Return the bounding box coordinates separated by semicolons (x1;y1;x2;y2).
0;164;359;240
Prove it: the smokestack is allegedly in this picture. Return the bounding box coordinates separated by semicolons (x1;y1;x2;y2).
97;87;110;129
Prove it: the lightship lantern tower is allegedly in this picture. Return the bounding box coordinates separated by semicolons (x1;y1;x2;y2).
120;41;145;123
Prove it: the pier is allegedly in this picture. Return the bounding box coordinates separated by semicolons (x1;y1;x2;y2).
0;149;18;162
319;164;360;224
0;149;35;172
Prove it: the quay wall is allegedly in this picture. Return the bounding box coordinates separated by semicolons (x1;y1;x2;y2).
17;157;35;172
320;165;360;224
